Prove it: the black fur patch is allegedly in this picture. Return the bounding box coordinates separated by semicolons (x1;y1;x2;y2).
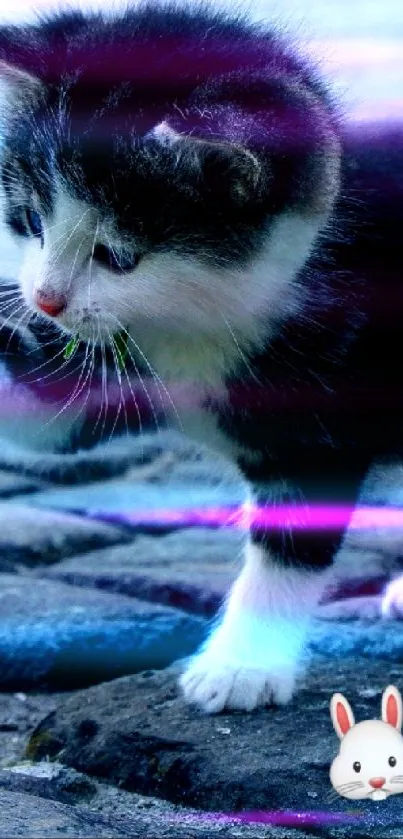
0;5;402;576
0;3;337;267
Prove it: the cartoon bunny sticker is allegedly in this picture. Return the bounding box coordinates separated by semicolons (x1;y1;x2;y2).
330;685;403;801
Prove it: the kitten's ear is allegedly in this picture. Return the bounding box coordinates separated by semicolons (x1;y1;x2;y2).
149;122;265;206
195;140;264;205
146;121;181;147
0;61;44;115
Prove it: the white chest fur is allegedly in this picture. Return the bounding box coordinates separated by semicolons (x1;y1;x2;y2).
131;330;242;462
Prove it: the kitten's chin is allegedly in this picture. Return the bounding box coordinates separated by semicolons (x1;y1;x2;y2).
57;317;115;344
70;324;129;347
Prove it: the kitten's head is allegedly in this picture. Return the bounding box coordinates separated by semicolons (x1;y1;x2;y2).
0;12;341;363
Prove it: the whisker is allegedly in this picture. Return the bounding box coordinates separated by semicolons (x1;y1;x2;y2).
25;332;64;355
0;289;23;298
68;234;86;291
87;219;99;309
0;302;24;315
4;308;32;356
19;338;79;384
108;315;160;435
0;302;29;339
67;331;97;428
43;334;93;428
112;331;144;450
336;781;364;792
325;789;343;803
110;313;183;432
42;217;82;236
106;324;128;441
220;312;262;386
49;208;91;266
93;323;109;438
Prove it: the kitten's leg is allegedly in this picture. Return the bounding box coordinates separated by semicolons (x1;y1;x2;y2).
381;577;403;618
181;538;331;711
181;463;366;712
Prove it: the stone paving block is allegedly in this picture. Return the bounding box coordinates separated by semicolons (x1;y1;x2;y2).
38;529;242;617
0;761;97;803
0;431;168;484
1;761;331;839
26;660;403;837
0;691;63;768
327;547;398;602
0;502;131;567
38;530;403;620
23;455;403;603
0;429;235;486
0;470;44;498
2;568;399;696
0;785;309;838
26;477;245;533
317;595;384;621
310;615;403;660
20;429;245;531
0;789;129;838
0;575;206;689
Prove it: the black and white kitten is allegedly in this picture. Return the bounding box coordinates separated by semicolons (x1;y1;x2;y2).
0;3;402;712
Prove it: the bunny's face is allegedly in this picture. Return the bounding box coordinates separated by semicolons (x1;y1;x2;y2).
330;685;403;801
330;719;403;800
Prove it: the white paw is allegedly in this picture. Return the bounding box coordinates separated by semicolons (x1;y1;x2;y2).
179;543;321;713
180;652;297;713
381;576;403;618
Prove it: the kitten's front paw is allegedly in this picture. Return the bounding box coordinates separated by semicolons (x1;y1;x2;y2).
180;653;296;713
382;575;403;618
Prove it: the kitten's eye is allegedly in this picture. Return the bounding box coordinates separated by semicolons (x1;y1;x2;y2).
26;209;44;244
353;761;361;773
389;756;397;767
93;243;138;273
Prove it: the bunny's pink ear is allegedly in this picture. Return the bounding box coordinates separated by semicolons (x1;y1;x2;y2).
381;685;403;731
330;693;355;739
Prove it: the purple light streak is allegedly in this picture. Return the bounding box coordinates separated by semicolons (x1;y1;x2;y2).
171;809;363;828
111;503;403;531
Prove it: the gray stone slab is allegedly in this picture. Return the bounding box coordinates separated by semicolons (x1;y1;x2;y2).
0;470;44;498
39;529;241;617
318;596;384;621
0;691;64;769
0;429;237;486
38;529;403;621
327;547;397;603
0;761;97;803
0;502;131;567
24;456;403;601
0;431;168;483
19;429;245;531
0;788;132;837
310;616;403;660
0;761;332;839
26;660;403;837
0;575;206;689
0;784;311;839
26;477;245;532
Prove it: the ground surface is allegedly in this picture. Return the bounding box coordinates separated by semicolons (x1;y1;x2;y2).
0;434;403;835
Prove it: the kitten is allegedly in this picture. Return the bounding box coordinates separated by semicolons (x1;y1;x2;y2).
0;3;402;712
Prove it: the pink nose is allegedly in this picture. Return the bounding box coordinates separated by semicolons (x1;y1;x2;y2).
34;291;66;318
369;777;385;789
